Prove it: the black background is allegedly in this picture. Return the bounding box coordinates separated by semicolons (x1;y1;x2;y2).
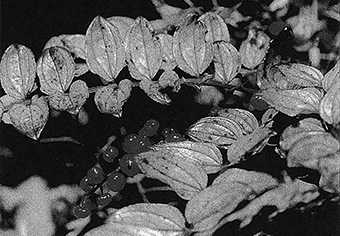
0;0;339;236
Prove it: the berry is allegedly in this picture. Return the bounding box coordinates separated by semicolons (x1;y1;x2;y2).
161;127;176;138
79;176;95;193
103;145;119;163
73;205;90;219
249;94;269;111
80;196;97;211
268;21;291;37
96;193;113;207
106;171;126;192
87;164;105;185
122;134;151;154
165;132;186;142
119;154;140;176
138;119;160;137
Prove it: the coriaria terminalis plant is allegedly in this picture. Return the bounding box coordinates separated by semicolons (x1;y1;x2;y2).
0;0;339;236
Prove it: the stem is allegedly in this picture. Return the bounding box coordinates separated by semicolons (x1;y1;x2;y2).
136;181;150;203
144;186;174;193
182;0;195;7
39;136;84;146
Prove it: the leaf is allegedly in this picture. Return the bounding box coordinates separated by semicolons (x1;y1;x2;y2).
155;33;177;71
106;203;186;232
139;79;171;105
8;95;49;140
287;133;340;169
37;46;75;95
257;87;323;117
0;44;36;100
151;140;223;174
47;80;89;115
125;16;163;81
225;178;319;228
198;12;230;43
279;118;325;151
105;16;135;42
215;108;259;134
185;181;251;231
212;168;278;193
227;127;276;164
239;29;270;69
258;63;324;90
158;70;181;92
136;148;208;200
318;151;340;194
212;41;241;85
322;59;340;91
319;85;340;125
43;34;87;60
187;116;244;148
85;16;126;82
94;79;132;117
173;14;213;77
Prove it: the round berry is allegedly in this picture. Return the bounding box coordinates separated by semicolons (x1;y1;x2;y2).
80;196;97;211
165;132;186;142
161;127;176;138
122;134;151;154
79;176;95;193
138;119;160;137
73;205;91;219
96;193;113;207
268;21;291;37
250;94;269;111
119;154;140;176
87;164;105;185
106;171;126;192
103;145;119;163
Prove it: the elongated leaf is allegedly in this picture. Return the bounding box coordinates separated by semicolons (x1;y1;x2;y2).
155;33;177;70
0;44;36;100
173;14;213;77
322;59;340;91
287;133;340;169
227;127;276;163
85;16;125;82
105;16;135;42
187;116;244;148
198;12;230;43
185;182;251;231
43;34;86;60
258;63;324;90
280;118;325;151
139;79;171;105
107;203;186;232
212;168;278;193
152;140;223;174
37;46;75;95
216;108;259;134
125;16;162;81
8;95;49;140
213;41;240;84
257;87;324;117
319;85;340;125
136;149;208;200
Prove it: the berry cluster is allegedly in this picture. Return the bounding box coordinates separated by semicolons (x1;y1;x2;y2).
73;119;187;218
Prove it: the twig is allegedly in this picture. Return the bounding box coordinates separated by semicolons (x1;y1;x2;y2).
136;181;150;203
39;136;84;146
144;186;174;193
